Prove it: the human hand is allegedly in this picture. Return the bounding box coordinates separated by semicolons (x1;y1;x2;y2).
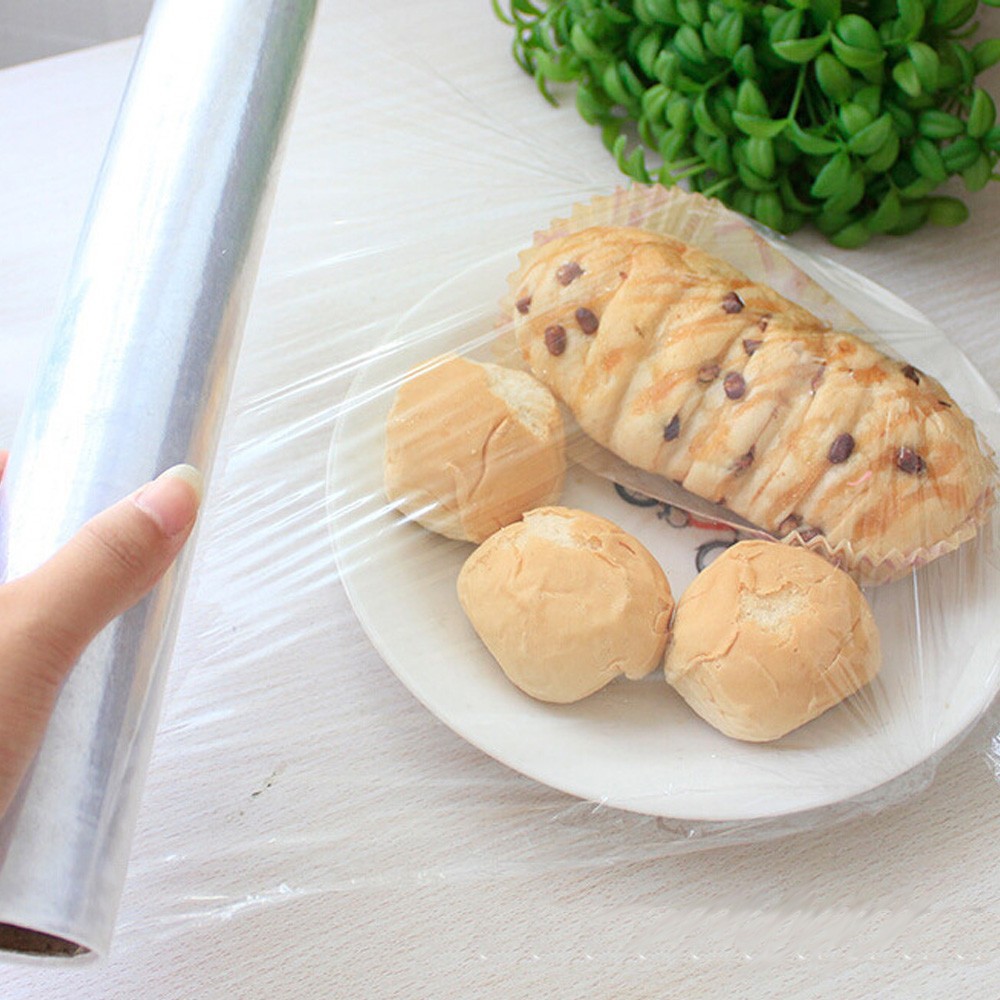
0;460;202;819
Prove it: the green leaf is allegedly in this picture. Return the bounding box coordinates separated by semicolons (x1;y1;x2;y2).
732;111;788;138
941;135;981;172
736;79;769;116
811;150;853;198
835;14;883;51
891;59;921;97
666;93;692;130
533;50;579;83
972;38;1000;73
823;170;866;213
918;110;965;139
773;33;830;63
869;187;902;231
569;22;605;61
674;24;707;64
717;11;744;59
636;0;682;25
576;84;611;124
897;0;925;36
653;49;680;85
705;137;733;173
814;52;853;102
641;83;671;120
849;113;894;155
601;62;633;106
634;29;667;76
678;0;704;27
787;120;841;155
853;85;882;118
907;42;940;92
962;153;993;192
613;134;652;183
832;36;886;70
746;136;777;177
732;43;758;79
754;191;785;230
693;91;725;137
779;173;817;213
911;138;948;182
736;159;779;191
830;220;872;248
967;90;997;140
899;174;937;199
769;9;805;45
865;129;900;172
885;101;916;137
926;195;969;226
839;102;875;137
810;0;842;27
659;127;689;162
886;200;930;236
732;186;757;217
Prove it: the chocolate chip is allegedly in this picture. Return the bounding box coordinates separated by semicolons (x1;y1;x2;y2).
724;372;746;400
896;446;926;475
777;513;802;536
758;316;770;331
811;366;825;393
515;296;532;315
828;433;855;464
556;262;583;286
697;363;720;383
544;325;566;356
722;291;744;314
663;414;681;441
732;445;755;473
901;364;921;384
938;399;952;409
743;338;762;356
799;526;823;543
575;307;599;334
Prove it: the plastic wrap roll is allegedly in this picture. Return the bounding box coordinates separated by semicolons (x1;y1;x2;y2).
0;0;316;958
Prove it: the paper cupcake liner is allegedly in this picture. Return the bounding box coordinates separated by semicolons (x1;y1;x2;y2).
498;184;997;586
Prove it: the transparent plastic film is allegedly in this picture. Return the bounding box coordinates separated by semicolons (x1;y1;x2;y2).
327;180;1000;827
5;4;1000;980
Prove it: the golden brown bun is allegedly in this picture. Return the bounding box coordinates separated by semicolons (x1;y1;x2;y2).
384;354;565;543
509;226;994;575
457;507;674;703
663;540;880;742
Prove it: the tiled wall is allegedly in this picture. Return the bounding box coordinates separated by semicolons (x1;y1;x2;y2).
0;0;152;69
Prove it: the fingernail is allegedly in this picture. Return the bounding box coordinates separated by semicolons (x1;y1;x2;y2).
134;464;203;537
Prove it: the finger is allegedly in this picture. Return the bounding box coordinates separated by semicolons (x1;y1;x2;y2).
0;464;202;815
8;463;203;669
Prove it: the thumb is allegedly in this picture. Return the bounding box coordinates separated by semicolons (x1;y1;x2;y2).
0;464;202;816
6;463;204;671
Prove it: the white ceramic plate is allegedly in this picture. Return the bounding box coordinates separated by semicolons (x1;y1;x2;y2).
326;246;1000;822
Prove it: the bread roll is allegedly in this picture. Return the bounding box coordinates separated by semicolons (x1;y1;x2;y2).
509;226;994;575
457;507;674;703
384;354;565;543
663;540;880;742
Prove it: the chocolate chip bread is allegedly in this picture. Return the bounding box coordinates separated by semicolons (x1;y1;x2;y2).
509;225;995;576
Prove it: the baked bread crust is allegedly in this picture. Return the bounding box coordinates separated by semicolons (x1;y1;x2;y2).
384;354;565;542
510;226;994;572
663;540;881;742
457;507;674;703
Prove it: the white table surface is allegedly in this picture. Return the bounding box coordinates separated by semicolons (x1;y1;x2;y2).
2;2;1000;996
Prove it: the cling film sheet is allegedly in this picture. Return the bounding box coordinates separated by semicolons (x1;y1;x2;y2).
4;0;1000;975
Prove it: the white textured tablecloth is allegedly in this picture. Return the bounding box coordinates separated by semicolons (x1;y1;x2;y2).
1;3;999;996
